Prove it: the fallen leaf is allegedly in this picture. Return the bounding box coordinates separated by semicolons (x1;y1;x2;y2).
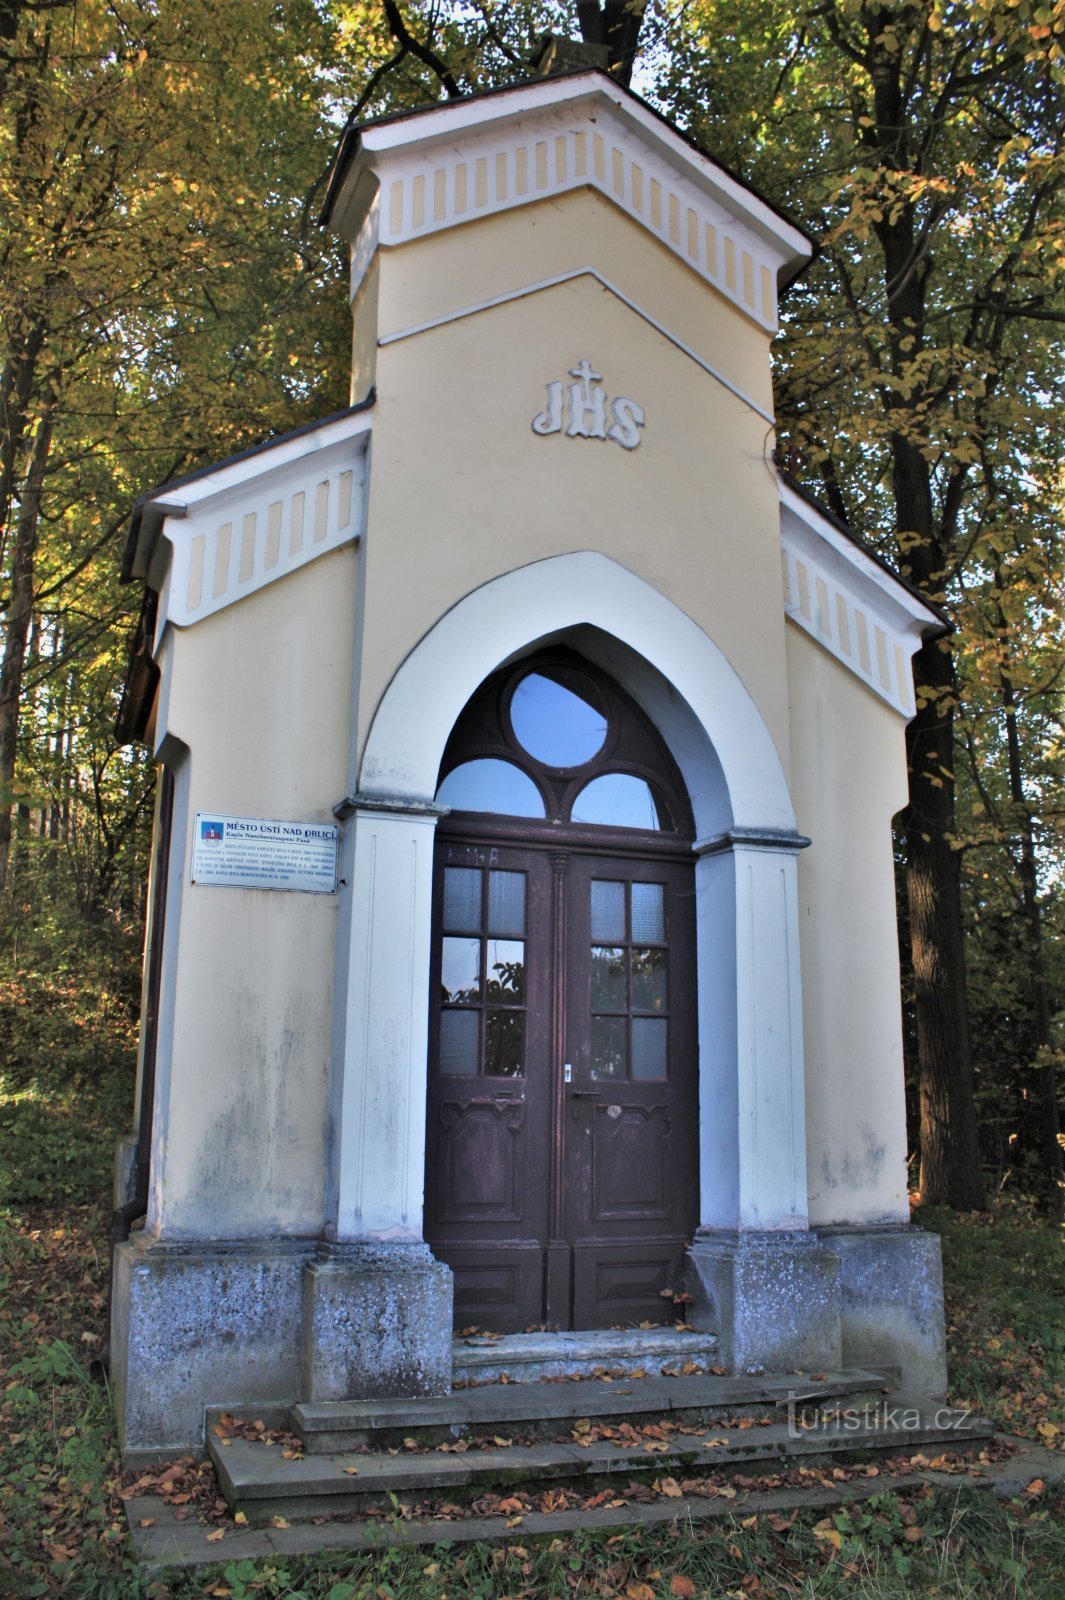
233;1511;248;1525
626;1586;655;1600
1025;1478;1046;1497
271;1516;290;1529
138;1518;155;1529
343;1466;360;1476
670;1577;696;1599
658;1477;683;1498
205;1527;225;1543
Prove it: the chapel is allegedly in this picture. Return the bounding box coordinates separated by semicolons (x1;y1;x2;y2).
112;64;947;1458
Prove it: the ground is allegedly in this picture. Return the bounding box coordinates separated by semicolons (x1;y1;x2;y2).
1;926;1064;1596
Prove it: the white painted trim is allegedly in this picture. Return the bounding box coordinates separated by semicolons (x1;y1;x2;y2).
338;82;809;333
135;415;372;636
380;268;776;425
334;553;810;1246
779;479;941;718
148;409;373;520
360;552;794;835
357;74;808;262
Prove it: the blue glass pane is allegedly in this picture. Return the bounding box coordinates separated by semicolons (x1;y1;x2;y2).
632;1017;668;1080
485;940;525;1005
437;759;545;817
631;882;665;941
590;879;625;943
510;671;607;768
441;937;480;1004
440;1010;478;1075
488;870;525;936
572;774;662;830
592;1015;627;1080
444;866;481;932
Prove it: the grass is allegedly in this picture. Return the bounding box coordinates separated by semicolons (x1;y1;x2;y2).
1;921;1064;1597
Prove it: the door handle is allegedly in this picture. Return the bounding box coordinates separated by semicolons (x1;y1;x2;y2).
570;1089;601;1099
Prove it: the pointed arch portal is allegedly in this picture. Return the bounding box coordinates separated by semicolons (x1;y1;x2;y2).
331;554;812;1311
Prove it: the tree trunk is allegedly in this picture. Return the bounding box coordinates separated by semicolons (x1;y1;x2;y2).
576;2;647;87
999;658;1063;1216
0;403;53;892
863;11;987;1211
905;644;987;1208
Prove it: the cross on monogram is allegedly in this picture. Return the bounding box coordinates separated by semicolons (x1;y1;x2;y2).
569;360;603;400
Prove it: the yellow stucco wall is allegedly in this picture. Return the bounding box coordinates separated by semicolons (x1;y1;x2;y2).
354;200;790;780
786;622;912;1224
150;546;357;1237
372;189;774;414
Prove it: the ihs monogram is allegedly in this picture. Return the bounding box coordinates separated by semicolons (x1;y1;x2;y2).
531;360;646;452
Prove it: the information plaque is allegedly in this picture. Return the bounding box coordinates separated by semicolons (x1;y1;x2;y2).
191;813;338;894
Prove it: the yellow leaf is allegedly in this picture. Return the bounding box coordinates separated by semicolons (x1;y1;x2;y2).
813;1523;842;1550
658;1477;683;1498
205;1527;225;1543
271;1516;290;1529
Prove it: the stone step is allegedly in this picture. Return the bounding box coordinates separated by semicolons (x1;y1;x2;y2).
209;1398;993;1526
288;1369;887;1455
451;1327;720;1385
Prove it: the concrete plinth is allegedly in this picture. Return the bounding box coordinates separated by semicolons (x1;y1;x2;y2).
817;1224;947;1396
686;1230;842;1373
111;1234;313;1462
300;1242;452;1403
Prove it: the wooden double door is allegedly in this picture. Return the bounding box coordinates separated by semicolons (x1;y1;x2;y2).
425;831;698;1331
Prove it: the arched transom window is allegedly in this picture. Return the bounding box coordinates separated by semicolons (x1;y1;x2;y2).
435;651;693;840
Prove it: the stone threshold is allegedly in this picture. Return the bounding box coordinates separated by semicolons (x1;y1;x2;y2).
127;1434;1062;1572
451;1326;719;1384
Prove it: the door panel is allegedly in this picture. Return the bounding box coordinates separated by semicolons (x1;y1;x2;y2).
590;1101;672;1221
435;1098;526;1222
425;838;698;1331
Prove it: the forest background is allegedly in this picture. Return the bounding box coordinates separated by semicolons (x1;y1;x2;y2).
0;0;1063;1226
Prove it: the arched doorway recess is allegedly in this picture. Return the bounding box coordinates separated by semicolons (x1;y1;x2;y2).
425;651;698;1331
335;554;810;1289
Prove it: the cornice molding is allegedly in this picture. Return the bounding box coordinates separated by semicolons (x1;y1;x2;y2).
333;82;811;336
146;411;372;638
779;479;941;719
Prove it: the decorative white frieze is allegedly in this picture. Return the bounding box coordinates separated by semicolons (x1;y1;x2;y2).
127;409;373;638
779;478;941;719
532;360;645;450
332;76;810;336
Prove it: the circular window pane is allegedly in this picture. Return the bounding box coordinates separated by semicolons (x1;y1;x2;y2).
510;670;607;768
437;759;545;818
571;773;664;830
